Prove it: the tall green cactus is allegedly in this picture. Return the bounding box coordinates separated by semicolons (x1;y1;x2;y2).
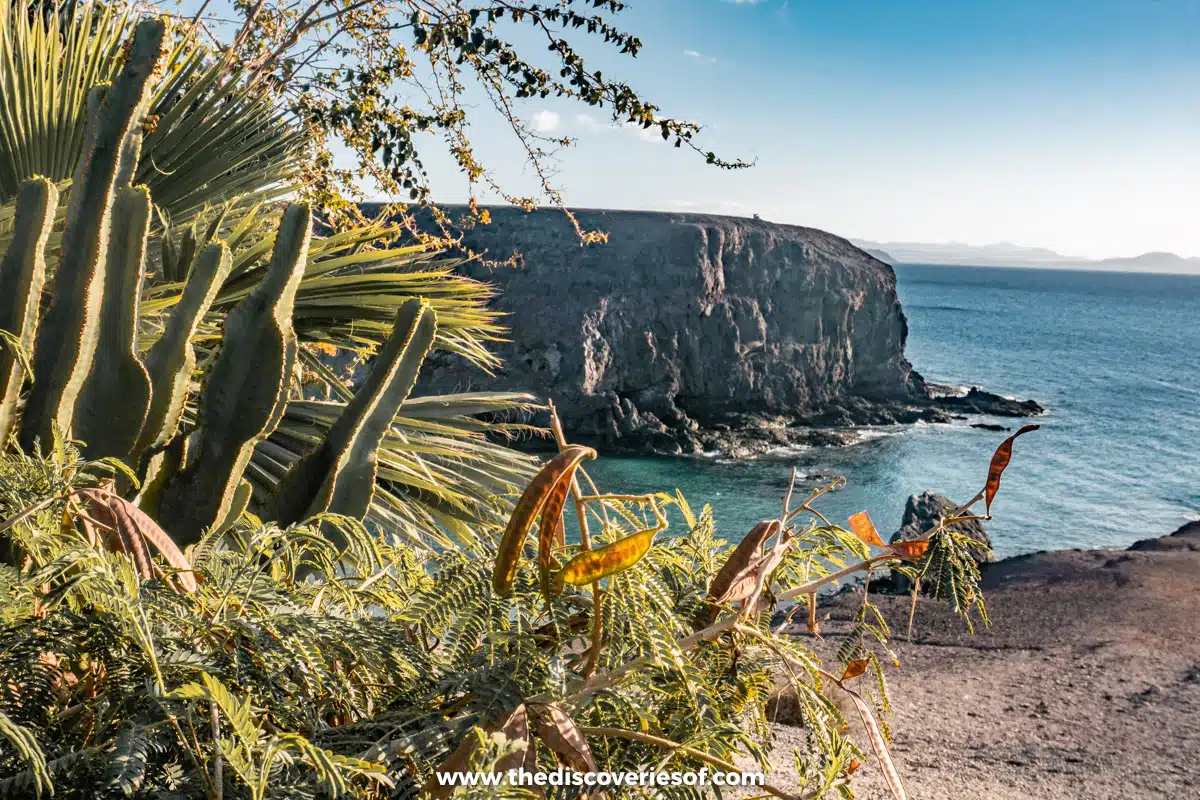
74;186;154;459
157;203;310;543
18;18;166;452
266;299;438;538
0;179;58;445
134;242;232;454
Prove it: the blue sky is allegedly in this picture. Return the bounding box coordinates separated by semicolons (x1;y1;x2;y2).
416;0;1200;259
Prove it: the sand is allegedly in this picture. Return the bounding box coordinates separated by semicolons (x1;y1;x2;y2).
761;523;1200;799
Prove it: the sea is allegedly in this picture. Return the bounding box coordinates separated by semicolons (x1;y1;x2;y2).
585;265;1200;558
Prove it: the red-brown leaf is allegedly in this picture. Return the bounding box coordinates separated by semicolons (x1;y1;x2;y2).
985;424;1040;516
841;658;869;681
848;511;886;548
888;540;930;562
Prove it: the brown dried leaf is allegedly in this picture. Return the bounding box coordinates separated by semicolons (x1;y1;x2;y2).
496;704;537;775
848;511;886;547
424;707;537;799
841;659;869;681
529;702;598;773
985;424;1040;516
707;520;780;604
493;445;597;597
79;489;197;593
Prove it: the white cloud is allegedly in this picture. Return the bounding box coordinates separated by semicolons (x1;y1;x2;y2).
683;49;717;63
621;121;662;143
530;110;560;133
574;113;604;132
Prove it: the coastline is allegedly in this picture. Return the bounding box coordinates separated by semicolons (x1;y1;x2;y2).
760;521;1200;799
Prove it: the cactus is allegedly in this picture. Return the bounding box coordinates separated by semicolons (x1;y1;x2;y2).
134;242;232;454
74;186;154;459
114;128;143;189
266;299;438;539
18;18;166;452
157;203;310;543
0;179;58;445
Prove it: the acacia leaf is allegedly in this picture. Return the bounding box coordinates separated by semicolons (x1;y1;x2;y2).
848;511;886;547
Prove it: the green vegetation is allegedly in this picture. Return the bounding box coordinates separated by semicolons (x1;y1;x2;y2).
0;5;538;551
0;418;1019;799
0;3;1033;798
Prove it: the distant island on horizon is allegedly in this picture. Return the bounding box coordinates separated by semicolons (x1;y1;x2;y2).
853;239;1200;275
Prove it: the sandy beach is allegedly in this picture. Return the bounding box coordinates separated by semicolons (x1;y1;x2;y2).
763;521;1200;799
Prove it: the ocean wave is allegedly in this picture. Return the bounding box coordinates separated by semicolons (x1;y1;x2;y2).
907;303;980;313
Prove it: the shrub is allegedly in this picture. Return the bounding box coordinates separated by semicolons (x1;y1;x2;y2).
0;424;1035;798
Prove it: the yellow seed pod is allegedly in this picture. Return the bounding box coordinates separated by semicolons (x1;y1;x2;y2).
555;526;659;589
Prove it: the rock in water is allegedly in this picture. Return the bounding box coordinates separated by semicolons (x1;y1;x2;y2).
889;491;993;592
893;491;993;557
405;206;927;447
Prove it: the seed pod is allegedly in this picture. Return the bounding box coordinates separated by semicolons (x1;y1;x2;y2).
555;526;658;589
707;520;780;604
984;424;1040;516
492;445;596;597
536;474;573;600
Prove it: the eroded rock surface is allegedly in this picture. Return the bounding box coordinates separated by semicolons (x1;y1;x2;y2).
396;206;1042;455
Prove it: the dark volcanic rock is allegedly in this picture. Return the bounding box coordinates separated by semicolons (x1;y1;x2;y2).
383;205;1042;454
1127;519;1200;552
406;206;927;450
934;387;1043;417
970;422;1010;432
887;491;993;592
892;491;993;559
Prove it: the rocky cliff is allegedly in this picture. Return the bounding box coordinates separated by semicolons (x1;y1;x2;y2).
393;206;1037;455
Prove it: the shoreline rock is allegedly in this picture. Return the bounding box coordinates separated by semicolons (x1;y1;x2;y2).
399;205;1043;457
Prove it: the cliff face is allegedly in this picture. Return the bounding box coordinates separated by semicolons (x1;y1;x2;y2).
410;207;929;449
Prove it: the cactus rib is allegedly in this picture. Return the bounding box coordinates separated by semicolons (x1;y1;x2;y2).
18;19;166;452
266;298;438;539
135;242;232;454
0;179;58;445
157;203;310;543
74;186;154;459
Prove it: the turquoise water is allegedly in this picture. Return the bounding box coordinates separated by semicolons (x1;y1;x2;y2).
585;265;1200;558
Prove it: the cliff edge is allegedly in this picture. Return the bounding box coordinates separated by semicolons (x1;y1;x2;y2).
393;206;1038;455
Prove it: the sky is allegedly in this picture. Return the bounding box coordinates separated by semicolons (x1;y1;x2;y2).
408;0;1200;260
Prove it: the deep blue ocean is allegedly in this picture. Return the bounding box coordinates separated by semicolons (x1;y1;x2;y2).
586;265;1200;557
